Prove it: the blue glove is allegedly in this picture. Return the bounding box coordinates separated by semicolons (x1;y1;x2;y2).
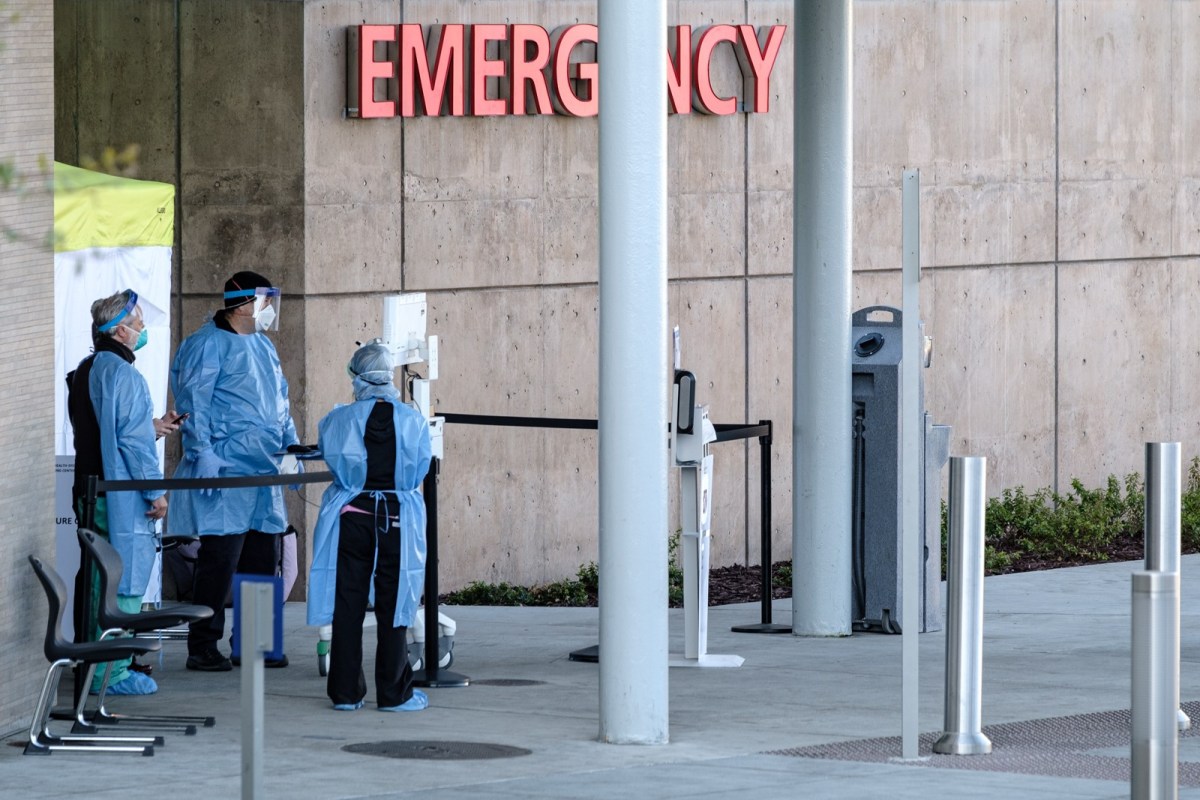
288;459;305;491
193;450;229;497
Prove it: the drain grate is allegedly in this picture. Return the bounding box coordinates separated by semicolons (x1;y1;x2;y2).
470;679;546;687
767;700;1200;785
343;740;532;760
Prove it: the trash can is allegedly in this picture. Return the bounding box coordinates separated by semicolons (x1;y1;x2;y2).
851;305;950;633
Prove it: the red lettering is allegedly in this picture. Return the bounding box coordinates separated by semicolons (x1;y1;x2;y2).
666;26;692;115
400;24;466;117
736;25;785;113
510;24;553;115
471;24;509;116
357;25;397;118
693;25;738;115
550;24;598;117
347;22;786;119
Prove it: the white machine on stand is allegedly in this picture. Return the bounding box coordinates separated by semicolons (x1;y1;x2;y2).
382;293;444;460
669;329;743;668
381;293;453;668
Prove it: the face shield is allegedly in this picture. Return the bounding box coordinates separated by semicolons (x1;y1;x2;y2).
223;286;281;332
97;289;164;333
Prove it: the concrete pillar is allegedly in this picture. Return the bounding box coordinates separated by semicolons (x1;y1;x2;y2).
792;0;853;636
597;0;670;744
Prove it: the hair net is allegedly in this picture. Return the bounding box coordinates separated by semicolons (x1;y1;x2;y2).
348;340;399;401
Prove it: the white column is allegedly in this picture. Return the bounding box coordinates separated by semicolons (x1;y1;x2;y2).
792;0;853;636
597;0;669;744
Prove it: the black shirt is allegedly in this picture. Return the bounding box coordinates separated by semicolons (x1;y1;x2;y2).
66;335;135;507
349;400;398;515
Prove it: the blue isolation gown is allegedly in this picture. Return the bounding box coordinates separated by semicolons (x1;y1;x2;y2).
168;318;299;536
89;351;164;596
307;398;431;628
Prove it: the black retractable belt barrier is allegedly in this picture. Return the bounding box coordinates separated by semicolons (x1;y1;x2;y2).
436;412;784;667
724;421;790;635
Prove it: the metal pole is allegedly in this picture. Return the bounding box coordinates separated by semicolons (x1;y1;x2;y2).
73;474;101;709
598;0;669;744
732;422;790;634
933;456;992;756
759;433;771;624
1144;442;1189;730
241;581;273;800
1131;570;1179;800
900;169;921;759
792;0;853;637
414;458;468;688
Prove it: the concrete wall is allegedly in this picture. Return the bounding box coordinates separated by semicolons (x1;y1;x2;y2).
0;0;57;737
52;0;1200;594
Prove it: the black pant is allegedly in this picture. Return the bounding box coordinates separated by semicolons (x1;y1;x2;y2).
328;510;412;708
188;530;280;656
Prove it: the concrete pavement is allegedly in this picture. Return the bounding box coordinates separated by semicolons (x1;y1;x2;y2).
4;555;1200;798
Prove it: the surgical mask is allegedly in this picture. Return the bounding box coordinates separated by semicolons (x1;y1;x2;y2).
253;303;277;333
122;324;148;351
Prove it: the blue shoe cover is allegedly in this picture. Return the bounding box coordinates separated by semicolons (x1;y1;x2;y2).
102;672;158;696
332;700;364;711
379;689;427;712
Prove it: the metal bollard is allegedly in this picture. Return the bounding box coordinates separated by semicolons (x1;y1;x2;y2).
933;456;992;755
241;581;275;800
1132;570;1180;800
1144;442;1190;731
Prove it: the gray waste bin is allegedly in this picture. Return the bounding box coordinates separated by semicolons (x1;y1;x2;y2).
851;305;951;633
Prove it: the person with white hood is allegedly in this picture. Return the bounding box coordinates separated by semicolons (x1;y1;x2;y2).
308;339;431;712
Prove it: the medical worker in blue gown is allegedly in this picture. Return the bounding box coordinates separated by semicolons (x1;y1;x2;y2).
66;289;169;696
170;271;301;672
308;340;431;712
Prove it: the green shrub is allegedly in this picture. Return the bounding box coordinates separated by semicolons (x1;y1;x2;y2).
442;580;534;606
667;531;684;606
448;463;1200;606
772;561;792;589
1182;457;1200;552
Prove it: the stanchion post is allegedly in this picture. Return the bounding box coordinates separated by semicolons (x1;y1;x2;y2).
932;456;991;755
759;421;772;623
241;581;273;800
414;457;468;688
72;474;101;708
732;421;790;634
1132;570;1179;800
1144;442;1189;730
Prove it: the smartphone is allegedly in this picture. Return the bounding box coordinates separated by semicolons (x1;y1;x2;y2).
171;412;190;424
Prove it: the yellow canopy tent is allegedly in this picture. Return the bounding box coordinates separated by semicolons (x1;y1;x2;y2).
53;162;175;624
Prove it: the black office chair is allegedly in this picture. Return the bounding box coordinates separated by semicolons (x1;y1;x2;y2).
25;555;162;756
72;528;216;734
